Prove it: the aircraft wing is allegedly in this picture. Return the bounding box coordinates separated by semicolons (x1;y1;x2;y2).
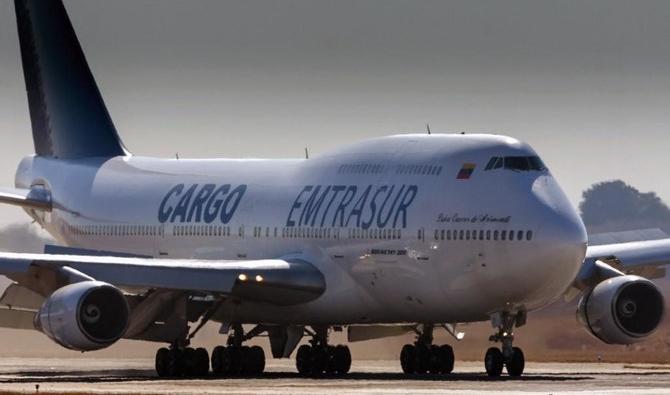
0;251;325;306
568;238;670;298
0;187;51;211
585;238;670;276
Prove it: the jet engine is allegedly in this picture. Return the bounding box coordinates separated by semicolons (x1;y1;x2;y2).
34;281;130;351
577;275;665;344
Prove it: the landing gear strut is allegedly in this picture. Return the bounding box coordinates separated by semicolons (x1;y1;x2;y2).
295;326;351;376
484;311;525;377
211;324;266;376
399;324;454;375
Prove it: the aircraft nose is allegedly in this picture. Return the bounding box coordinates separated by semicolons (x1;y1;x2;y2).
532;176;587;249
529;176;588;298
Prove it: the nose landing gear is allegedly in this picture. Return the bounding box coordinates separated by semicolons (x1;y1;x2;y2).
485;311;526;377
399;324;455;375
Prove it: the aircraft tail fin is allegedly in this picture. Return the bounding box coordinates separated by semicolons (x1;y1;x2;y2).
14;0;128;159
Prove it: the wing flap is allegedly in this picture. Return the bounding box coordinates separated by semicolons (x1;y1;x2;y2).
0;307;35;330
0;283;44;310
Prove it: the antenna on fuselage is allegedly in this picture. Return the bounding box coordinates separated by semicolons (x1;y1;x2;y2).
304;147;309;159
426;123;431;135
175;152;180;160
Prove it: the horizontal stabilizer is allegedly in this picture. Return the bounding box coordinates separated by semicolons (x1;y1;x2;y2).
0;187;51;211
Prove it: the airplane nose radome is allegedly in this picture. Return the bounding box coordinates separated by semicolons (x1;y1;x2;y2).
532;175;587;247
528;176;588;303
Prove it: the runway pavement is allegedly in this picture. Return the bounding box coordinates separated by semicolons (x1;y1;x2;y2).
0;358;669;394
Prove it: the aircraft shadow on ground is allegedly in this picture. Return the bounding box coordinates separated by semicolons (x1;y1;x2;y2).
0;370;605;383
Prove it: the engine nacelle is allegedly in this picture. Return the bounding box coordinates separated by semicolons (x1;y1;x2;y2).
577;275;665;344
35;281;130;351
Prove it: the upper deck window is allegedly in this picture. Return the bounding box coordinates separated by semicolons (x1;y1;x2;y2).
485;156;547;172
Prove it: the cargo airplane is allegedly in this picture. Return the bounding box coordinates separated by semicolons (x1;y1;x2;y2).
1;0;669;378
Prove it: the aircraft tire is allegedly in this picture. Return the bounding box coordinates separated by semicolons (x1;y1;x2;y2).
155;347;171;377
484;347;504;377
428;345;442;374
296;344;312;375
325;346;338;374
194;347;210;376
415;344;430;374
211;345;230;375
438;344;455;374
248;345;266;375
400;344;416;374
334;345;351;374
505;347;525;377
309;345;328;376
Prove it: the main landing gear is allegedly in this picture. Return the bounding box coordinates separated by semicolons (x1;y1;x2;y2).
295;327;352;376
155;324;266;377
484;311;525;377
211;324;265;376
155;345;210;377
399;324;455;375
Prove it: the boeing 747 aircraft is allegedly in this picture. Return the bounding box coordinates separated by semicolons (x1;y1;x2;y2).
1;0;669;379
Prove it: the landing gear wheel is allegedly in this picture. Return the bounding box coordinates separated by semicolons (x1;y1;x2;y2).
309;345;328;376
428;345;442;374
334;345;351;374
155;347;170;377
505;347;525;377
168;348;183;377
415;345;430;374
182;347;198;376
248;345;266;376
239;346;253;375
211;345;230;375
437;344;455;374
400;344;416;374
228;345;244;375
325;346;338;375
296;344;312;375
484;347;504;377
193;348;209;376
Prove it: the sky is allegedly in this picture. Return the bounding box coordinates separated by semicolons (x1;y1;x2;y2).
1;0;670;226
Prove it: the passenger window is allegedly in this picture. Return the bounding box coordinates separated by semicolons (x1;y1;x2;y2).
526;230;533;241
517;230;523;241
459;230;464;240
440;229;445;240
501;230;507;241
465;230;470;240
446;230;451;240
479;230;484;240
486;230;491;240
493;230;499;240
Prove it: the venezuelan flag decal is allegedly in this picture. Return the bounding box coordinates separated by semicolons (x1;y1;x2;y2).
456;163;476;180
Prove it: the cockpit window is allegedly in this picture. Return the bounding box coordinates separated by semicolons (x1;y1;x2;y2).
484;156;547;172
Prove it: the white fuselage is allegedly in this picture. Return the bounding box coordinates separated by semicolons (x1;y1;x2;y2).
15;134;587;326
